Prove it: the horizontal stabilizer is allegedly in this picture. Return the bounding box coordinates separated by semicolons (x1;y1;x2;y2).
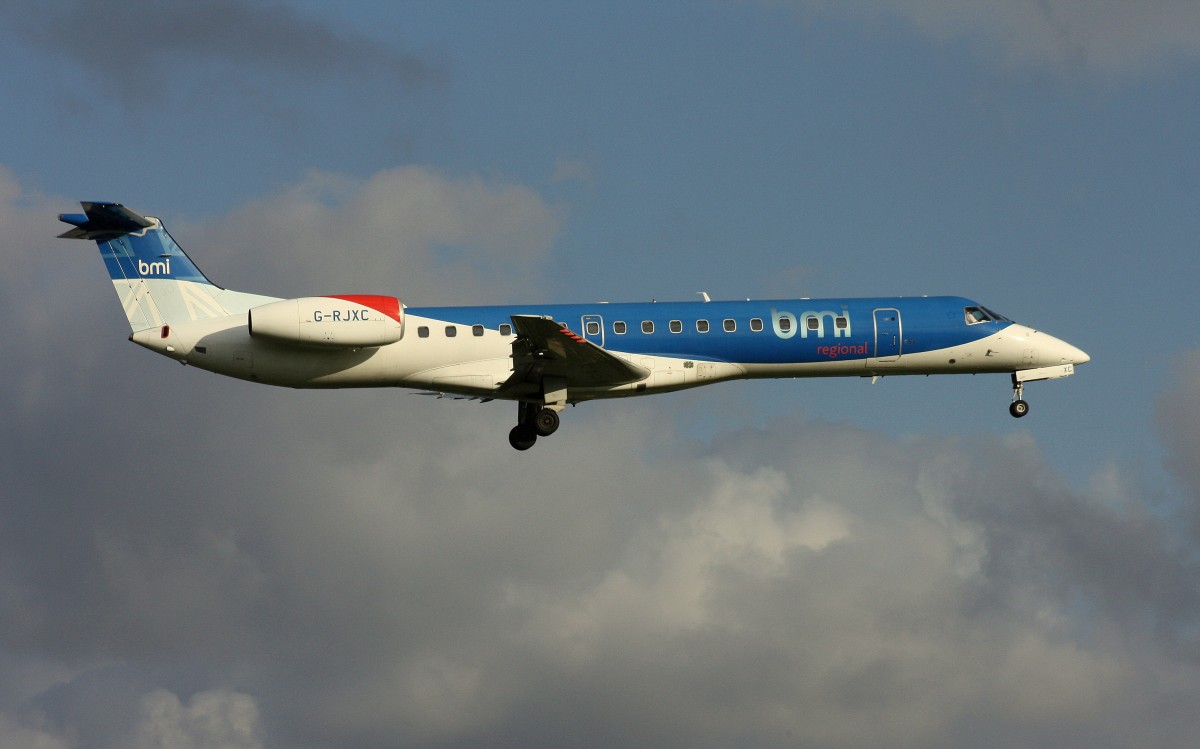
58;202;154;241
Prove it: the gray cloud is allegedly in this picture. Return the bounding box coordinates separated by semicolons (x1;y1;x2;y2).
1158;349;1200;531
783;0;1200;75
3;0;444;102
3;167;1200;748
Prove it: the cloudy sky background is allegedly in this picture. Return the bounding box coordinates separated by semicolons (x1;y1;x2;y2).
1;1;1199;747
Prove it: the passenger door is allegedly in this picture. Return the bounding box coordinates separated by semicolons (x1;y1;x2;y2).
873;308;902;362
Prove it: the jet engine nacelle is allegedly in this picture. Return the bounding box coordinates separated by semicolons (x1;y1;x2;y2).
248;295;404;348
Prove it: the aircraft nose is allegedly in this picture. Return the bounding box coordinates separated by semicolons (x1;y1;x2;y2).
1042;332;1090;366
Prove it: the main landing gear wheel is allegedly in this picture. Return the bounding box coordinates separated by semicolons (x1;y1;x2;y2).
510;401;555;450
1009;399;1029;418
511;399;566;450
509;424;537;450
533;408;560;437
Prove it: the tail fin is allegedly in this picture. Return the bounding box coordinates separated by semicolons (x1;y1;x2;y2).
59;202;232;331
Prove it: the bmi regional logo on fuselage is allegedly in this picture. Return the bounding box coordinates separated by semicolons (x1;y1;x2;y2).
770;307;851;339
772;307;868;359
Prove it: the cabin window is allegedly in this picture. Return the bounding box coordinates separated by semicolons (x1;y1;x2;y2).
835;316;847;330
614;321;627;334
807;316;820;331
472;324;484;336
750;318;764;332
964;306;988;325
696;319;710;333
779;317;792;333
641;320;654;334
418;326;429;338
669;320;682;333
586;321;601;336
723;319;736;332
445;326;457;337
499;323;512;336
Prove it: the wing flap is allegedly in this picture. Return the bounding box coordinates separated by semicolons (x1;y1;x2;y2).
505;314;648;390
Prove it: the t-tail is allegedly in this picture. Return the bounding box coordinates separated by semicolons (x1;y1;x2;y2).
59;202;274;331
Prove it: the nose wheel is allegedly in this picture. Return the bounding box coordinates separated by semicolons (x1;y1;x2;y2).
1009;375;1029;418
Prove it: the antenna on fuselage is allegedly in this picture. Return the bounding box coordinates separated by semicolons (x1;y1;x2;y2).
697;292;711;302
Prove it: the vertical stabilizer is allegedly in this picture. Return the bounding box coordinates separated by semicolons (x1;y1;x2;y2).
59;202;232;331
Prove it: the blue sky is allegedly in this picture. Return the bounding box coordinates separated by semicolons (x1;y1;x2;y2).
2;2;1199;748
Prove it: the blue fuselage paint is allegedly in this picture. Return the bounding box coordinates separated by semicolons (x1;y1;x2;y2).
410;296;1003;365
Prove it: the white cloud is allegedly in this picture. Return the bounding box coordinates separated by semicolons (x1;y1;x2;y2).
0;713;69;749
513;461;853;643
130;689;263;749
491;430;1176;747
188;166;564;304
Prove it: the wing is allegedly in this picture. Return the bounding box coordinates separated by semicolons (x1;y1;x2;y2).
502;314;649;393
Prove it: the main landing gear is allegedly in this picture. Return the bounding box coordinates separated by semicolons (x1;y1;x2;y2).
1009;374;1029;418
508;401;562;450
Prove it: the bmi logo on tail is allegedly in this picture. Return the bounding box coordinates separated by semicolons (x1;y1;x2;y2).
138;258;172;276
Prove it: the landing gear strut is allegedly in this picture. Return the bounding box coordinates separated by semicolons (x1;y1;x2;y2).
509;401;562;450
509;402;539;450
1009;375;1029;418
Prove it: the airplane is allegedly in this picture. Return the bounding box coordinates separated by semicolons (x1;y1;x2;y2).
59;201;1090;450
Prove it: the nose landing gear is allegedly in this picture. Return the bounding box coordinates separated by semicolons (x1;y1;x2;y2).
1009;374;1029;418
1007;363;1081;419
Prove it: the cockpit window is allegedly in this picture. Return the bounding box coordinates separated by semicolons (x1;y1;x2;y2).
965;306;1013;325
